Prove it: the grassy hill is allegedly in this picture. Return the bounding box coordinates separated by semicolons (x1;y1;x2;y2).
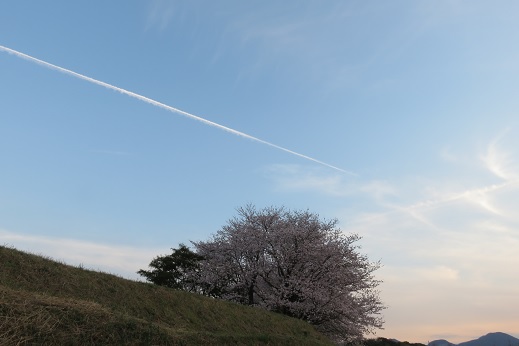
0;245;333;345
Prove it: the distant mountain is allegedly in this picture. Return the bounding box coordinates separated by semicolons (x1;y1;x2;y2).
429;340;455;346
458;333;519;346
429;333;519;346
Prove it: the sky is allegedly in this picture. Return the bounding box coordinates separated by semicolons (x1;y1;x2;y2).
1;1;519;343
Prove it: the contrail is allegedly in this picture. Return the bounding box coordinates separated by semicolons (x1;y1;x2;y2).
0;45;356;175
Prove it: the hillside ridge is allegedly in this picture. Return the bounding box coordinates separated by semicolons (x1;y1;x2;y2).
0;245;332;345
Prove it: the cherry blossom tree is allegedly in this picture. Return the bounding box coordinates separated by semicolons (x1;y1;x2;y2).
192;205;385;342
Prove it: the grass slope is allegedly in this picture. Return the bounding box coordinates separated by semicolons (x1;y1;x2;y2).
0;245;333;345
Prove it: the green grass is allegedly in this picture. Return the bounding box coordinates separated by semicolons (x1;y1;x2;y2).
0;245;333;345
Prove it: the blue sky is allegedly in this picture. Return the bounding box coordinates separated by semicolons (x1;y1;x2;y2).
1;1;519;342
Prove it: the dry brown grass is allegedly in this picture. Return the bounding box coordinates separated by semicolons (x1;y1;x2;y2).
0;283;180;345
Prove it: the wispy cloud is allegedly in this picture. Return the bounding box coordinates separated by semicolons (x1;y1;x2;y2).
440;146;459;162
265;164;354;196
0;229;164;280
266;164;398;201
145;0;176;32
482;130;518;181
269;133;519;220
265;133;519;342
0;45;353;175
90;149;132;156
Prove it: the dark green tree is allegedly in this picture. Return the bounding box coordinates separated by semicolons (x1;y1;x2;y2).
137;244;203;291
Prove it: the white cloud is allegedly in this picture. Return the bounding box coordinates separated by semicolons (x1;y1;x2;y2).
266;134;519;342
90;149;133;156
265;164;353;196
360;180;398;202
265;164;398;203
145;0;176;32
440;146;458;162
0;229;167;280
482;131;519;181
